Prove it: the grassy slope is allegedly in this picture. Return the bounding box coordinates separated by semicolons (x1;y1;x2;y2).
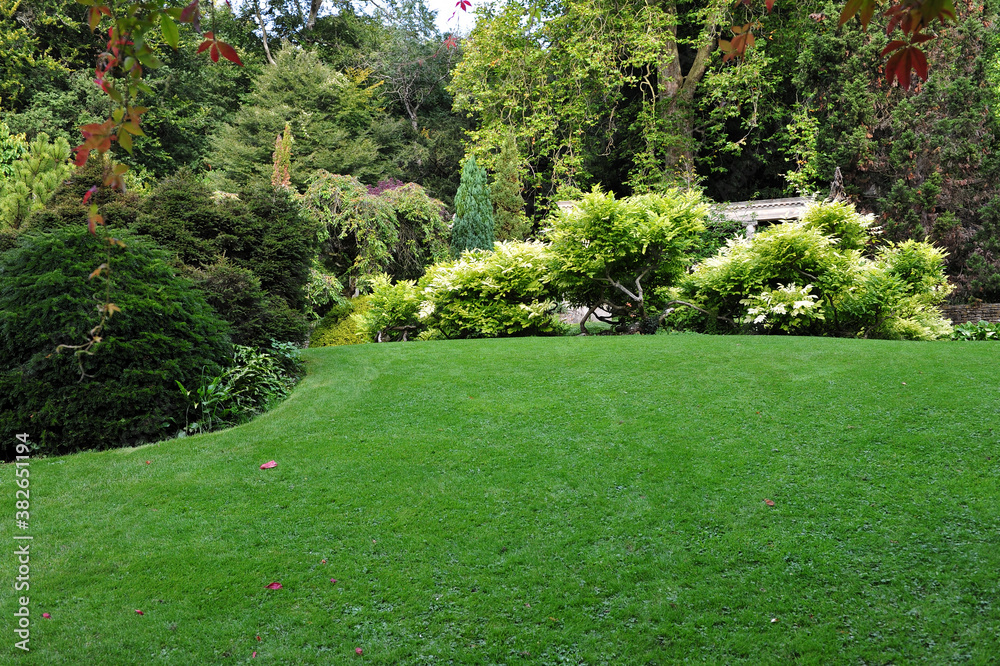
1;335;999;664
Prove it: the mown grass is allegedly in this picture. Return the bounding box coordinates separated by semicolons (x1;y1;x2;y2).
2;334;999;664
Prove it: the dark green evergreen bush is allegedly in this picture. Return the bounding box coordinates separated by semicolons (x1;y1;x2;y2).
26;158;141;233
221;188;317;311
131;171;317;327
185;260;308;347
135;172;317;313
132;168;223;267
0;227;232;458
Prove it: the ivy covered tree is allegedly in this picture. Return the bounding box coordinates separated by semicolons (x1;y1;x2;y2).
451;155;495;256
490;133;531;240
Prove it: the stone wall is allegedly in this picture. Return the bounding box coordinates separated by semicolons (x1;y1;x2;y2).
938;303;1000;324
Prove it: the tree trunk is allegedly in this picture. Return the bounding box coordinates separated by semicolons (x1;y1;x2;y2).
657;0;719;173
253;0;276;66
307;0;322;31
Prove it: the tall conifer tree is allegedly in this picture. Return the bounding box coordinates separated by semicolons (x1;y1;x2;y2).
490;134;531;240
451;155;495;256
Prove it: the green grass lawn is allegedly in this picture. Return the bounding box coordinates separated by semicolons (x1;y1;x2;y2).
2;334;999;664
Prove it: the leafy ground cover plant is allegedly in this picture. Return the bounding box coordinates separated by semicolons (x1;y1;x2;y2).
309;297;371;347
175;341;304;436
951;319;1000;340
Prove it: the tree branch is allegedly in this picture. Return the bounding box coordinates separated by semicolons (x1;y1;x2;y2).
657;300;735;327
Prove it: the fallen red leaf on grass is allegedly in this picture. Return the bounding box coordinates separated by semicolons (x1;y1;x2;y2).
135;609;144;615
321;559;327;564
256;635;261;641
260;460;277;469
252;651;257;658
356;647;364;655
764;499;775;506
330;578;337;584
42;613;51;619
265;582;282;590
145;460;151;464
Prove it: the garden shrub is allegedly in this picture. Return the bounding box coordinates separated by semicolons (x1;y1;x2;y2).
693;211;745;263
674;201;953;340
303;172;450;288
220;187;317;311
800;199;876;252
136;173;318;312
0;226;231;458
304;261;345;321
740;283;825;333
310;297;370;347
416;241;566;339
0;132;72;229
356;274;422;342
546;187;707;331
0;227;18;254
184;259;308;347
132;168;223;267
26;157;142;233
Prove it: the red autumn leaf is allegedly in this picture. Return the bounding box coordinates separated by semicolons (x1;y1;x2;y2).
42;613;51;619
210;43;220;63
135;609;144;615
216;40;243;66
82;186;99;205
764;498;775;506
764;0;774;11
909;47;928;82
256;635;261;641
252;651;257;658
145;460;151;464
356;647;364;655
886;46;921;88
72;145;91;166
881;40;908;57
197;32;214;54
330;578;337;584
88;5;111;32
87;214;104;235
455;0;471;10
260;460;277;469
180;0;199;24
265;582;282;589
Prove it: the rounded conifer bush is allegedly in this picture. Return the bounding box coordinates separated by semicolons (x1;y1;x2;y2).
0;227;232;458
